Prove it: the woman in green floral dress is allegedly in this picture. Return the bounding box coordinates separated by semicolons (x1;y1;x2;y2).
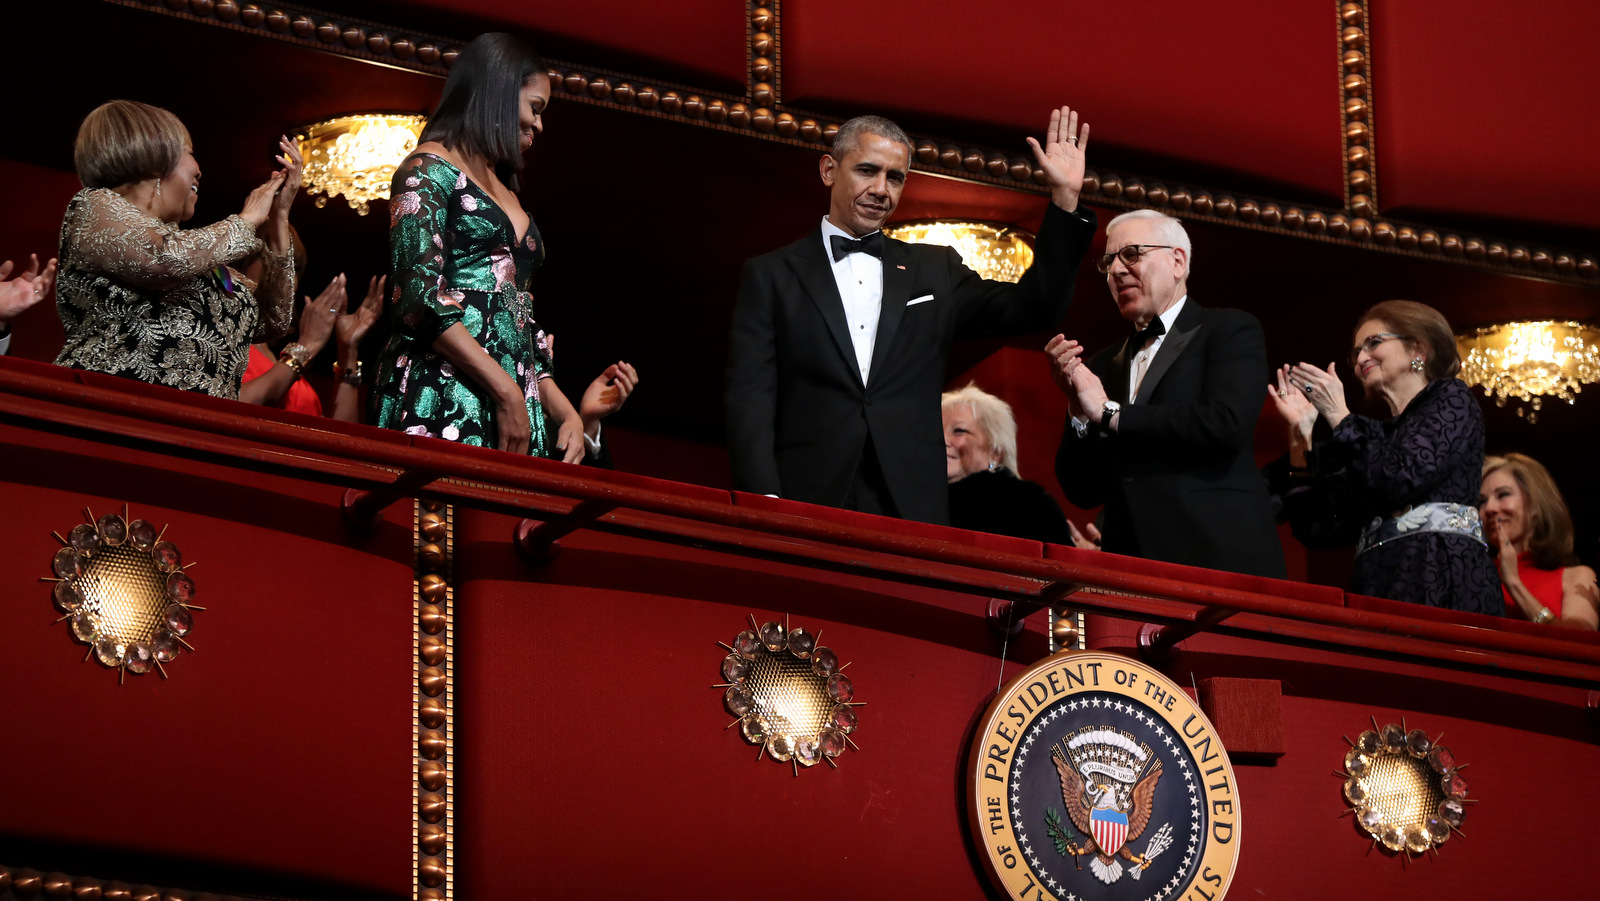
371;33;584;461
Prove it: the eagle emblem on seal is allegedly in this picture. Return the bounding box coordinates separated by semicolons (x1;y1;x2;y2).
1049;728;1172;884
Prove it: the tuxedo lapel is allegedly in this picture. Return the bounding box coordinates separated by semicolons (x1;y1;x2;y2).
1135;301;1203;403
786;234;860;386
1106;340;1134;406
866;238;912;380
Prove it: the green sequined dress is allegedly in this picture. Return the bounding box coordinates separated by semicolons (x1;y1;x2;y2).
371;153;555;456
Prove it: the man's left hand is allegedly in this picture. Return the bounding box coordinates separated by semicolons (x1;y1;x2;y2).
1026;105;1091;212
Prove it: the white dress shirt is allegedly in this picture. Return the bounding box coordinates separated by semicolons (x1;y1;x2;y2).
1129;295;1187;402
1071;294;1189;437
820;216;884;386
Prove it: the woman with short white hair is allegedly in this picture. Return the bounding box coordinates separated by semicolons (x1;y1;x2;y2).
943;383;1079;546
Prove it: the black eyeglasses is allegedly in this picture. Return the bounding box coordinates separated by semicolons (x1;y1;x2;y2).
1096;244;1175;274
1349;332;1409;364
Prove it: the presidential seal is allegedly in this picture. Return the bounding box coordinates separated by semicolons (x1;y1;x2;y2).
967;652;1241;901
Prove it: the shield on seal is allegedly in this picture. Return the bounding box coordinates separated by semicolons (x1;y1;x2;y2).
1091;807;1129;856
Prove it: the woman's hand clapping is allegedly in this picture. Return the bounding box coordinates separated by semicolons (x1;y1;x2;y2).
296;274;346;356
1288;361;1349;429
272;136;303;223
239;171;284;228
335;275;385;362
1268;364;1318;439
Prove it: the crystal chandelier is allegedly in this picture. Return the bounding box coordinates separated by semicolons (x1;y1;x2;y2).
883;220;1035;283
295;113;426;215
1456;320;1600;422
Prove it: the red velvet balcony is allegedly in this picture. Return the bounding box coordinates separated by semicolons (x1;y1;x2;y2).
2;354;1596;899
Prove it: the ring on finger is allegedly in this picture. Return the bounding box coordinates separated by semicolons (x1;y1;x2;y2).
1302;383;1314;394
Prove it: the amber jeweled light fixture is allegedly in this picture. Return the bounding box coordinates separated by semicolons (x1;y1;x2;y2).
1339;718;1470;859
715;614;862;775
44;505;202;682
295;113;427;215
1456;320;1600;423
884;220;1036;283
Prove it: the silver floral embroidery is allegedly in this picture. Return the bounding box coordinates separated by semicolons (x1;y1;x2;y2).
1395;506;1431;532
1358;503;1485;555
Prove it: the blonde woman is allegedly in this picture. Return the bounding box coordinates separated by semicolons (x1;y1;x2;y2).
943;384;1077;545
1480;454;1598;629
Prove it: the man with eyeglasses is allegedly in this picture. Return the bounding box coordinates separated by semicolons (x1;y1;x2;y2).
725;107;1098;525
1045;209;1284;577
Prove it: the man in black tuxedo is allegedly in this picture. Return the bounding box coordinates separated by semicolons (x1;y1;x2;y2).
1047;210;1284;577
726;107;1097;524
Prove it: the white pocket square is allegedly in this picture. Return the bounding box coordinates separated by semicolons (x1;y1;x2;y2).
907;294;935;306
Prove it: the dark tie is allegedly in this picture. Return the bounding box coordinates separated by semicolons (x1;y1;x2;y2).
830;231;885;262
1130;317;1166;350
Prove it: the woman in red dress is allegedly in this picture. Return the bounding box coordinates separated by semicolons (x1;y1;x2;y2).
1480;453;1598;629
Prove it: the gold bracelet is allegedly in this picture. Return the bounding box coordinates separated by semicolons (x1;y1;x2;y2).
278;343;310;375
1534;606;1555;624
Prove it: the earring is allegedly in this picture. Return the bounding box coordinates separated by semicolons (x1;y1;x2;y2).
155;178;162;197
987;460;998;472
1410;358;1424;373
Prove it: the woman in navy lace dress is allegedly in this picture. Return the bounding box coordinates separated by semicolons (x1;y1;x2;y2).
1267;300;1501;614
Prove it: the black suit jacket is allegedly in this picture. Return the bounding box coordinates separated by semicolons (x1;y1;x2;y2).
1054;300;1285;577
727;203;1096;525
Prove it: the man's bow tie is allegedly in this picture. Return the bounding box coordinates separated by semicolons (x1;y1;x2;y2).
830;231;885;262
1130;318;1166;350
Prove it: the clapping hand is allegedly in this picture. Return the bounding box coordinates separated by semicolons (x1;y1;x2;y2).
1287;361;1349;428
335;275;385;359
1268;365;1319;442
1045;334;1085;414
1025;105;1091;212
1046;334;1111;424
239;171;285;228
272;135;303;221
0;254;58;326
296;274;347;357
579;361;639;428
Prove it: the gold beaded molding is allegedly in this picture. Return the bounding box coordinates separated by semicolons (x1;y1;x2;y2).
749;3;779;107
414;500;455;901
1339;0;1375;214
105;0;1598;286
0;865;280;899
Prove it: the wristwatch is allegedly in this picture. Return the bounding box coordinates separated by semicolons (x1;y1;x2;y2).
1099;400;1122;435
334;360;364;386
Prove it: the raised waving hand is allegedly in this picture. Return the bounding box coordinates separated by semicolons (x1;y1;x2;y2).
1025;105;1091;212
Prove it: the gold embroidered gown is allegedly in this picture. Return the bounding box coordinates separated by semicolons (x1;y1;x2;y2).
54;188;295;399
